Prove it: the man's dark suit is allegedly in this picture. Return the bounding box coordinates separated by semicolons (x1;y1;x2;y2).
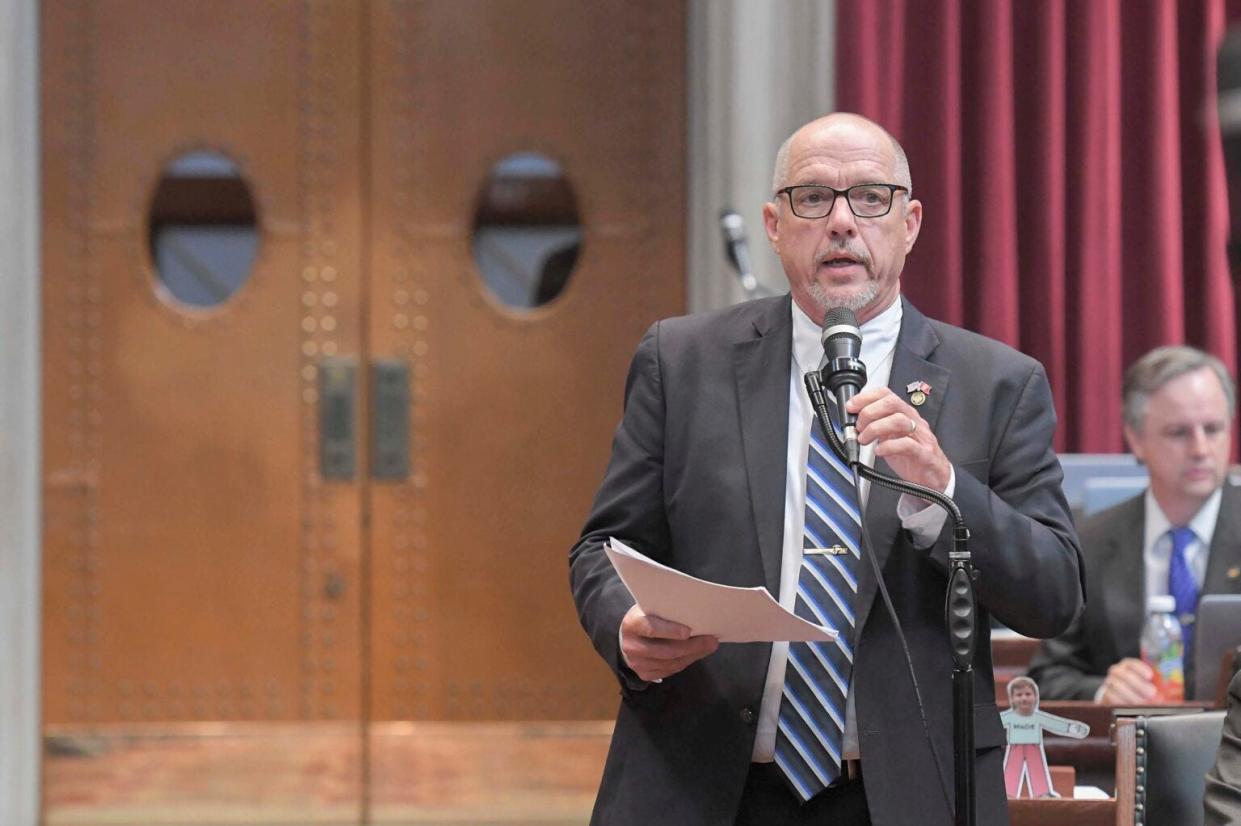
1206;670;1241;825
1029;484;1241;701
569;295;1083;826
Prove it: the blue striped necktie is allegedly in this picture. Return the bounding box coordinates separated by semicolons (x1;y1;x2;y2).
1168;526;1199;675
774;399;862;801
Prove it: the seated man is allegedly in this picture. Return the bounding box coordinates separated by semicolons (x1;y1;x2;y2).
1029;346;1241;702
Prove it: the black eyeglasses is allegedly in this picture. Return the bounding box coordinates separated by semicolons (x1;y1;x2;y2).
775;183;908;219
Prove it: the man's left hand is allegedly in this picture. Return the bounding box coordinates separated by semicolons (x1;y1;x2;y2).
847;386;951;492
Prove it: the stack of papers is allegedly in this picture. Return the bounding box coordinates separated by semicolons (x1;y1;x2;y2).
605;537;836;643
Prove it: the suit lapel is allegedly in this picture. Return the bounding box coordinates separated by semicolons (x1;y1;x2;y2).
1202;484;1241;595
1101;498;1147;660
734;297;793;594
855;301;952;629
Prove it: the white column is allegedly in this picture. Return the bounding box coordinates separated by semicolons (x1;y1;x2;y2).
0;0;42;823
687;0;836;312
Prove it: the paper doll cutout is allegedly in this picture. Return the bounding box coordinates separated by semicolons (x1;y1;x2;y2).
1000;676;1089;798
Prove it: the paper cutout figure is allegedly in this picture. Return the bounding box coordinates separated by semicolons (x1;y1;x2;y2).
1000;676;1089;798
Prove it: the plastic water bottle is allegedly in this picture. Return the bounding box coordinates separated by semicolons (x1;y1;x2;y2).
1140;594;1185;702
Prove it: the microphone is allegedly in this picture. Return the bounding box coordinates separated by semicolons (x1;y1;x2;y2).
821;306;868;463
719;209;759;294
811;307;976;826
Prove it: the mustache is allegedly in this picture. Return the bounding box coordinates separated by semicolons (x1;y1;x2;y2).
817;243;872;270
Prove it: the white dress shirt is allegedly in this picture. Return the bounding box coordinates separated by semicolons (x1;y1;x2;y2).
751;297;956;762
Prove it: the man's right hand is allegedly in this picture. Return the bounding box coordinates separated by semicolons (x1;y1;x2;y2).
1098;657;1160;704
619;604;719;683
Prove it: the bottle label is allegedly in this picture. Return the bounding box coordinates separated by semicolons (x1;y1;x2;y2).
1146;643;1185;702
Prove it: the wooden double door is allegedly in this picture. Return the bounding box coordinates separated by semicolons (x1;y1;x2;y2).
41;0;684;817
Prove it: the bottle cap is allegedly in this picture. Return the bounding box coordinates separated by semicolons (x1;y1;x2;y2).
1148;594;1176;613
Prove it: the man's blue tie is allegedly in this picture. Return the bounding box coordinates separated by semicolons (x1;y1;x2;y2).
774;401;862;801
1168;525;1199;676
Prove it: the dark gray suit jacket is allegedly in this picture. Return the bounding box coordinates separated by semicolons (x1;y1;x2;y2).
570;295;1083;826
1207;670;1241;825
1029;484;1241;701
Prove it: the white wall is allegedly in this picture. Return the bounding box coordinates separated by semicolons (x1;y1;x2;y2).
0;0;41;822
687;0;836;312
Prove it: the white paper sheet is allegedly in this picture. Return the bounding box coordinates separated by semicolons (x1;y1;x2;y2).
605;537;837;643
1071;786;1110;800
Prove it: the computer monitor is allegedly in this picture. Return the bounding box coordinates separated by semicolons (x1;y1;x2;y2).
1194;594;1241;703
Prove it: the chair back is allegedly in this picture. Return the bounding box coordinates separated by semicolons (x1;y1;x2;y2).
1130;711;1226;826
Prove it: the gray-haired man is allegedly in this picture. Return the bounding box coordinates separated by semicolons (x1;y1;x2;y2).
1030;345;1241;702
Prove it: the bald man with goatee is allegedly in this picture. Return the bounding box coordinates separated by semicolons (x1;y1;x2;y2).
570;113;1083;825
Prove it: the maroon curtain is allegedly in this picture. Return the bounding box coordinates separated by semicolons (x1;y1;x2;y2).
837;0;1236;453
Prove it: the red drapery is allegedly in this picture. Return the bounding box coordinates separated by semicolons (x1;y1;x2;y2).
837;0;1237;452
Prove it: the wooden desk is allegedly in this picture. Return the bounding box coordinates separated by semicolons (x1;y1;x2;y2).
1009;797;1115;826
993;634;1040;696
1036;702;1118;778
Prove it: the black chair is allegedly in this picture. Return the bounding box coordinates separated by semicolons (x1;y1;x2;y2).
1118;711;1226;826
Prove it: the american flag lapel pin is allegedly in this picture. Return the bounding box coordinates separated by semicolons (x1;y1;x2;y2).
905;380;932;407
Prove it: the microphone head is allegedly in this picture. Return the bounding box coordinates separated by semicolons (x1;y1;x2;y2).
820;306;867;394
719;209;745;241
822;306;858;331
821;306;861;352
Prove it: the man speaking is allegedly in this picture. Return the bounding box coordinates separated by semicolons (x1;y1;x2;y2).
569;113;1084;825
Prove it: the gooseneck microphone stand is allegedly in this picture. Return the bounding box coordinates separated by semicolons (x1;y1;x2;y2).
805;369;978;826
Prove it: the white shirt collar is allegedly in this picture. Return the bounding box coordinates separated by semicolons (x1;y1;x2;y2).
791;297;903;380
1144;486;1224;549
1142;486;1222;596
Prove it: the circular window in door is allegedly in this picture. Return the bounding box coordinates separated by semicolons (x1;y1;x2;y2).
472;152;581;310
147;150;259;309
